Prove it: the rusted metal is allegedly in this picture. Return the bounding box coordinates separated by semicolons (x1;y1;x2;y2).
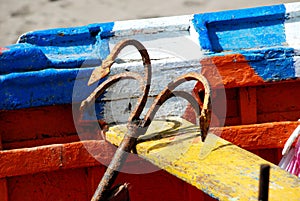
82;39;152;201
80;39;211;201
142;72;211;141
107;183;130;201
80;72;145;114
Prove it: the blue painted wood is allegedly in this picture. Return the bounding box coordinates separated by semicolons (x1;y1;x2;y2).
242;47;296;81
18;23;114;46
0;23;114;74
0;68;90;109
0;4;298;111
0;22;114;110
192;4;286;52
0;43;50;75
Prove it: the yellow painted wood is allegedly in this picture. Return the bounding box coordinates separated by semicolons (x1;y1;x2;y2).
106;117;300;201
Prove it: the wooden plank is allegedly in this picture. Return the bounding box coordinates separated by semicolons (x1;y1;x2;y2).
239;87;257;124
257;110;300;123
2;135;80;150
106;117;300;201
87;167;105;200
214;121;300;149
0;141;110;179
0;179;8;201
0;135;8;201
0;121;298;179
0;133;2;150
0;140;144;179
0;105;77;144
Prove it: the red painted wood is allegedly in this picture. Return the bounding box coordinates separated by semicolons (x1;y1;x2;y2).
239;87;257;124
221;81;300;126
0;134;2;150
0;137;8;201
214;121;300;150
257;81;300;118
0;179;8;201
0;141;110;179
8;168;89;201
185;183;217;201
3;135;80;150
0;104;76;144
224;88;241;126
6;166;217;201
1;54;300;200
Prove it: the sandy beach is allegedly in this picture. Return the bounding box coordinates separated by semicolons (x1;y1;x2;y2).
0;0;299;46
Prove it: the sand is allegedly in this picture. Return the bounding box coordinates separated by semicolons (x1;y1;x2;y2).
0;0;299;46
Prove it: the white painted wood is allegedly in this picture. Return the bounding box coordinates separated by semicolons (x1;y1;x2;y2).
104;96;193;124
294;56;300;77
101;59;201;123
284;3;300;78
112;15;193;36
101;25;205;123
284;2;300;50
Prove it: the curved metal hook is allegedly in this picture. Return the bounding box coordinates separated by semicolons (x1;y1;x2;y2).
82;39;152;123
82;39;151;201
80;72;144;113
88;39;151;86
142;72;211;141
82;39;211;201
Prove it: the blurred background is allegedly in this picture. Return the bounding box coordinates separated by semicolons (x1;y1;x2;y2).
0;0;299;46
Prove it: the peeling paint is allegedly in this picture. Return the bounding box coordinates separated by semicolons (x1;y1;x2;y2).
0;2;300;112
106;117;300;201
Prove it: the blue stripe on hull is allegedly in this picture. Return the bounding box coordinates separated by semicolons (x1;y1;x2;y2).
192;4;297;81
242;47;295;81
192;4;287;52
0;4;298;111
0;22;114;74
0;22;114;110
0;68;96;109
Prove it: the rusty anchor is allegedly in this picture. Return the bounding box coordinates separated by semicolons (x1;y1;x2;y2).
80;39;211;201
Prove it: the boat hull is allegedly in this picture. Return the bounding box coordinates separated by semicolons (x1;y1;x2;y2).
1;2;300;200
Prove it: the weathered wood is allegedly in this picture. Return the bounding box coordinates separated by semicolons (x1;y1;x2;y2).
0;120;298;180
239;87;257;124
106;117;300;201
0;179;8;201
87;167;106;200
213;121;300;150
0;135;8;201
0;133;3;150
0;141;112;179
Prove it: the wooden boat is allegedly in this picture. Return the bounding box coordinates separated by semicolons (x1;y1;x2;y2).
0;2;300;201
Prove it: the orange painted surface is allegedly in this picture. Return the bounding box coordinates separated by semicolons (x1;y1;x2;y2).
189;54;300;126
200;54;265;88
239;87;257;124
184;53;300;167
191;54;265;127
0;141;108;178
1;121;298;179
0;137;218;200
224;121;300;149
